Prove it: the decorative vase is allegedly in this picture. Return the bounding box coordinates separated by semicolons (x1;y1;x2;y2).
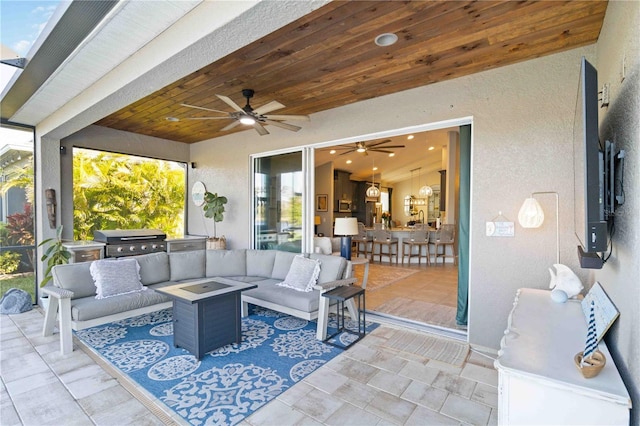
574;350;606;378
206;236;227;250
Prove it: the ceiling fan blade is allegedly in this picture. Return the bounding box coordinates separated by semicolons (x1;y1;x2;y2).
253;100;285;115
264;114;310;121
184;116;233;120
221;120;242;131
371;149;395;154
375;145;405;149
181;103;229;114
366;139;392;148
216;94;244;112
262;119;301;132
339;149;356;155
253;122;269;136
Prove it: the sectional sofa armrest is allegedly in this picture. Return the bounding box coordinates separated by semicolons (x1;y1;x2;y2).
42;286;74;300
313;277;357;291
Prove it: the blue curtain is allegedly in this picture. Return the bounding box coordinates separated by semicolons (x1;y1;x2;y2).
456;125;471;326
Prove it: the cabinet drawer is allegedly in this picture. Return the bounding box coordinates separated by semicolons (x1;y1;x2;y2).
167;240;206;253
72;249;103;263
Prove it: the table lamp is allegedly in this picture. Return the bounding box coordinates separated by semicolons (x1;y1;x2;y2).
314;215;321;235
334;217;359;260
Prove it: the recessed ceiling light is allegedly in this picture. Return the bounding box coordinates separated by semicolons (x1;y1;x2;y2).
346;160;352;164
373;166;378;171
428;146;435;151
388;153;395;157
407;135;414;140
166;117;179;122
374;33;398;47
329;149;336;154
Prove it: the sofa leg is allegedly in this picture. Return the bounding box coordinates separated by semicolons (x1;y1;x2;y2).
42;297;59;337
345;298;359;323
316;296;330;340
241;301;249;317
59;297;73;355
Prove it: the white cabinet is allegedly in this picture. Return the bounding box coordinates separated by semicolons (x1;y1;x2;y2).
495;288;630;425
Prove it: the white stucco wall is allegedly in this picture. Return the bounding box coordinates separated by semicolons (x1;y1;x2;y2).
595;1;640;423
190;46;596;351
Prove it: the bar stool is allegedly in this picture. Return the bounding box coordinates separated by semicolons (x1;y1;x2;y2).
402;228;430;265
371;228;398;264
352;222;373;258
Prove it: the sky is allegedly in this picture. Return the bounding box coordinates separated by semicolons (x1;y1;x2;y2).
1;0;61;94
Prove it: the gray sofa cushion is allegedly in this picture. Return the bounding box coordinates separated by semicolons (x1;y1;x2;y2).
271;251;297;280
206;249;246;277
246;250;276;278
130;252;170;285
70;290;170;322
309;253;348;284
170;250;205;281
52;262;96;299
243;280;322;313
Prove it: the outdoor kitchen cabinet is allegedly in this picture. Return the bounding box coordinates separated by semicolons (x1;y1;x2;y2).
166;236;207;253
62;241;105;263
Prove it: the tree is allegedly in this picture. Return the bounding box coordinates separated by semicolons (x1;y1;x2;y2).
73;151;185;240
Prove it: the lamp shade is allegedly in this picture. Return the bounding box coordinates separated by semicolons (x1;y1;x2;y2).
334;217;359;235
366;184;380;198
419;185;433;197
314;215;321;225
518;197;545;228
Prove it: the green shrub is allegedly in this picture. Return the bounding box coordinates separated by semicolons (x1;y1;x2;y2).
0;251;21;274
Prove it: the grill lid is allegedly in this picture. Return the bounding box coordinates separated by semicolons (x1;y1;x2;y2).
93;229;166;243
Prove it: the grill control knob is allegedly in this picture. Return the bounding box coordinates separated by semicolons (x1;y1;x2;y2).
129;246;136;252
152;244;158;249
141;245;147;250
117;247;124;252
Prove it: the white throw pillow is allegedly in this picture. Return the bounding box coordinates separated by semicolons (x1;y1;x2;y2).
277;255;321;292
90;258;146;299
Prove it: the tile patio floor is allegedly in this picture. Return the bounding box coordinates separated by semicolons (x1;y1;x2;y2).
1;308;498;425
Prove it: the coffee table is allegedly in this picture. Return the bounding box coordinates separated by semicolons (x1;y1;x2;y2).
155;278;257;359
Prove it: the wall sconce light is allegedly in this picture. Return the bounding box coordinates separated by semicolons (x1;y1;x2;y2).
518;191;559;264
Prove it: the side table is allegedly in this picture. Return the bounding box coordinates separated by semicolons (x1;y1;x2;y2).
350;257;369;290
322;285;365;349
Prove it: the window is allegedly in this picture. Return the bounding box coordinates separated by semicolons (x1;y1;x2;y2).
0;124;36;302
253;151;304;252
72;148;186;239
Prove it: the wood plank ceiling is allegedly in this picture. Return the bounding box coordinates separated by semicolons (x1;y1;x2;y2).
95;0;607;144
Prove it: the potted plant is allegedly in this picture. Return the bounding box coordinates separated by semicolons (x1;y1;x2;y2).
38;225;71;287
202;191;228;249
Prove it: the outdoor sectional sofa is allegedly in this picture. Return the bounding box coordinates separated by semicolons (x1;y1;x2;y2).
42;249;357;355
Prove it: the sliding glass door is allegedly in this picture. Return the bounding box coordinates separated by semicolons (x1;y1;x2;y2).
253;151;305;252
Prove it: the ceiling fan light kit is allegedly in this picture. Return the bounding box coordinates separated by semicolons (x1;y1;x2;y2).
181;89;309;136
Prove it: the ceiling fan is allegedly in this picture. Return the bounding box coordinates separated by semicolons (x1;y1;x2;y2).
333;140;405;155
180;89;309;136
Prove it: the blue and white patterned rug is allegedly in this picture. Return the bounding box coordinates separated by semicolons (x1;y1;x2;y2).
75;306;377;425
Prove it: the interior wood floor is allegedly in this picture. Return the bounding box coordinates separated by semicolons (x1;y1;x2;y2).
363;261;460;330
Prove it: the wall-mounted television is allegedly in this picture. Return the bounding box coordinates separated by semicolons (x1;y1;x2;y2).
573;57;624;269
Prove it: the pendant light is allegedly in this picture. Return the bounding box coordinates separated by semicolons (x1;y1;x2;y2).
419;166;433;198
366;161;380;198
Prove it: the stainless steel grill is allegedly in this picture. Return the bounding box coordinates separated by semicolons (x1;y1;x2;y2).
93;229;167;258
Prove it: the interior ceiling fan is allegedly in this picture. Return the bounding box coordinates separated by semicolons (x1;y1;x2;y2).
180;89;309;136
333;140;405;155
